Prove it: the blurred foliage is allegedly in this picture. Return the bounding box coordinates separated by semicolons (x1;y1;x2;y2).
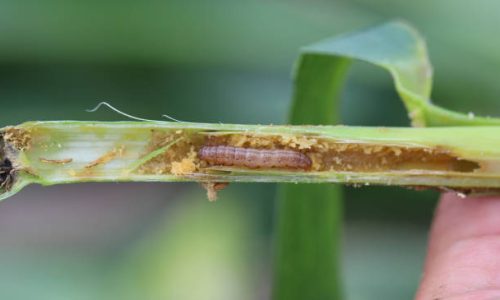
112;190;262;300
1;0;499;299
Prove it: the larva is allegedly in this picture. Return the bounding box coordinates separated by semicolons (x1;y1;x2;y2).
198;145;312;170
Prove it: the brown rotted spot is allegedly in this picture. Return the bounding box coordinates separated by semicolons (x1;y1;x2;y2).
0;158;15;191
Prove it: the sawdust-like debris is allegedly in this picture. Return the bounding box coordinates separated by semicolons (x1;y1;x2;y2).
201;182;229;202
3;127;31;151
170;147;199;175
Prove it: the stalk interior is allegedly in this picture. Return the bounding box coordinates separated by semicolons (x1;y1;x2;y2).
0;123;489;195
137;130;481;175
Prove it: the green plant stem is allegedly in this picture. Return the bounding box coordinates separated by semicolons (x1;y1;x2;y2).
4;121;500;201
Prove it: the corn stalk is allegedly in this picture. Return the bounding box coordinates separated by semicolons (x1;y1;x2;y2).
2;121;500;201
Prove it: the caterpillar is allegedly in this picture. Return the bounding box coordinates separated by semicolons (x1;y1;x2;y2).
198;145;312;170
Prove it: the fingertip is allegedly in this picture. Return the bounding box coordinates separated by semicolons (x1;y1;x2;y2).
417;192;500;299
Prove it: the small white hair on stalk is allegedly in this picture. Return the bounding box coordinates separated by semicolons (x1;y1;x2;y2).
86;101;185;123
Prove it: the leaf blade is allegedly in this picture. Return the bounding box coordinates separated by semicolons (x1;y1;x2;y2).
300;20;500;127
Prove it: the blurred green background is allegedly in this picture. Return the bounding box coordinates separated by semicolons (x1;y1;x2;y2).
1;1;499;299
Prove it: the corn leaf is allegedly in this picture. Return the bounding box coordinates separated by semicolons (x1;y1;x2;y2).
272;20;500;300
